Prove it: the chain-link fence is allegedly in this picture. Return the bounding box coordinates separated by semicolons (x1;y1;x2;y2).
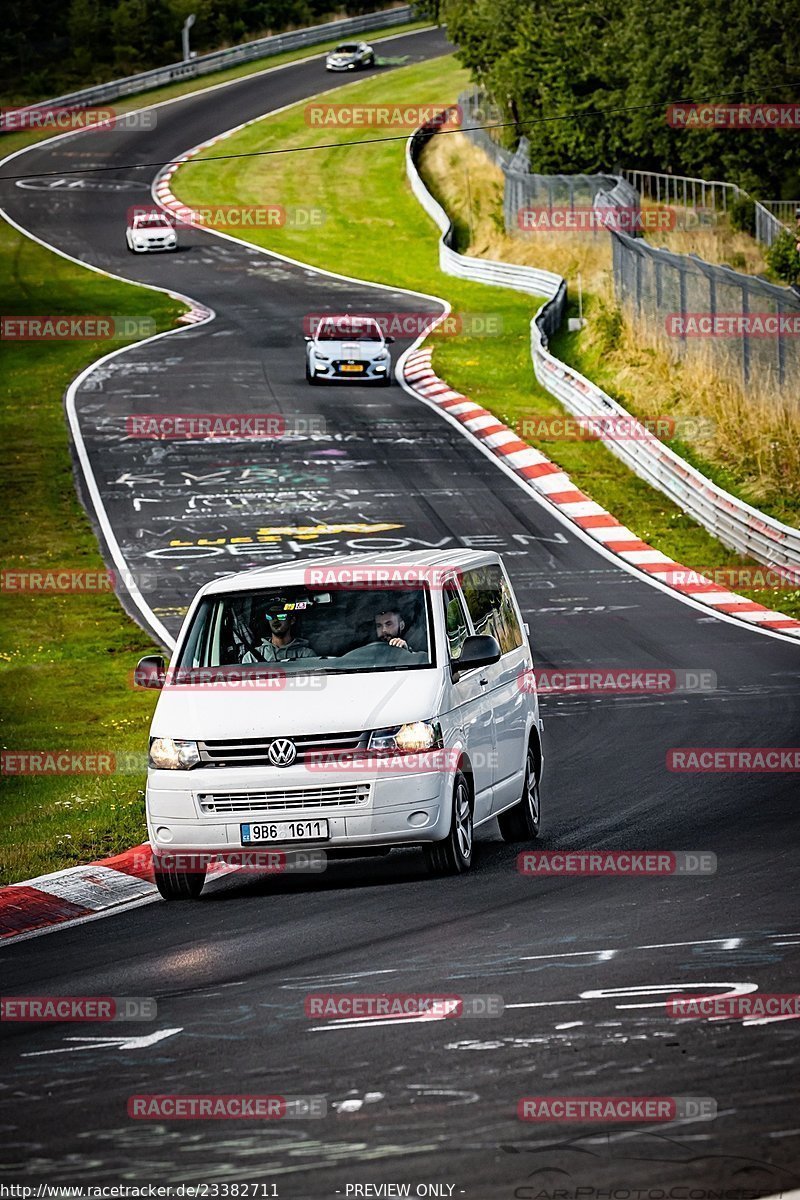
612;233;800;388
458;88;799;392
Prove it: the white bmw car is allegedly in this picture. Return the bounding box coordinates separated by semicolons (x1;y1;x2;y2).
126;212;177;253
305;316;393;385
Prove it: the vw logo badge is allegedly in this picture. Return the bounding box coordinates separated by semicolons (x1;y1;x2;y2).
268;738;297;768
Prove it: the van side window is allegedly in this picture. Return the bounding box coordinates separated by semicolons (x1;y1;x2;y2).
461;565;523;655
442;583;469;660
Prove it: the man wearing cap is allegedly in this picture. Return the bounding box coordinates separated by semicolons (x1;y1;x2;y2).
237;597;317;663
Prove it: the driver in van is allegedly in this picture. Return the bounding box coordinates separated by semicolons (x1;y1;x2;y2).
237;596;317;663
374;607;413;652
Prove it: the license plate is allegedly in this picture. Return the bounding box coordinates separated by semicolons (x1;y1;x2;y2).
241;819;330;844
340;363;364;373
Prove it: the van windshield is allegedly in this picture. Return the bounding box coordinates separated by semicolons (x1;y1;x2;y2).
174;584;435;676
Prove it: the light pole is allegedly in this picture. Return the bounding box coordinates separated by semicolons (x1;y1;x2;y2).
182;13;196;62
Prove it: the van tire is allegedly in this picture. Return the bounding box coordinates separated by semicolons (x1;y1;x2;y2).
425;770;473;875
498;742;541;842
153;856;206;900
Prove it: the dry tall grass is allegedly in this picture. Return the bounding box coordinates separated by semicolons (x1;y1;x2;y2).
421;133;800;513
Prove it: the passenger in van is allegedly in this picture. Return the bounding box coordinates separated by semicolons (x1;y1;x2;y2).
374;607;413;652
238;597;317;664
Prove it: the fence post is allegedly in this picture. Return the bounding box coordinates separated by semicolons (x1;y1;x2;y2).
741;281;750;385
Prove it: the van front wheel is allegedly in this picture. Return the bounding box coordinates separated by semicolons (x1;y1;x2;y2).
153;855;206;900
425;770;473;875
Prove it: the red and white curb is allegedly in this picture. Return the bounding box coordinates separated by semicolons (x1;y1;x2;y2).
0;845;157;942
402;348;800;639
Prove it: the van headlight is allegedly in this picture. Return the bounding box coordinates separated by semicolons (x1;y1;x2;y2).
368;721;442;753
149;737;201;770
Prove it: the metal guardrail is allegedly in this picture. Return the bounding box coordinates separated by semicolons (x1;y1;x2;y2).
623;168;791;249
407;118;563;302
14;7;414;114
406;116;800;573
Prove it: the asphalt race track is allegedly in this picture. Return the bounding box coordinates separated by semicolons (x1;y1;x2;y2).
1;26;799;1197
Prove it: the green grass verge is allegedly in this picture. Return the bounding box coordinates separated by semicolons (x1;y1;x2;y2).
0;225;186;885
174;53;800;621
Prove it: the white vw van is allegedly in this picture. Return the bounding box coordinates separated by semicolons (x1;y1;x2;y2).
136;550;543;899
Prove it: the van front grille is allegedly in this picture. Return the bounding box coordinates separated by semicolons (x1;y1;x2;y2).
197;782;371;814
197;730;365;768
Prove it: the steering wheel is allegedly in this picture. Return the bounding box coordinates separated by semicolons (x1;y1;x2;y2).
337;640;411;664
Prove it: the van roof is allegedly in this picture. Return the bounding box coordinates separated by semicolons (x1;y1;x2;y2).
199;549;500;596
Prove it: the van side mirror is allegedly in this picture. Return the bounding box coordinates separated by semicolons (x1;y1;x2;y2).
384;334;395;343
303;335;313;341
451;635;501;679
135;655;166;689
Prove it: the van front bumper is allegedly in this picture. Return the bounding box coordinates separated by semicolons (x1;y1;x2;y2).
146;763;453;855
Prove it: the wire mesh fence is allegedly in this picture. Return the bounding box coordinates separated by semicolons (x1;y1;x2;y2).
612;233;800;389
457;88;799;393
